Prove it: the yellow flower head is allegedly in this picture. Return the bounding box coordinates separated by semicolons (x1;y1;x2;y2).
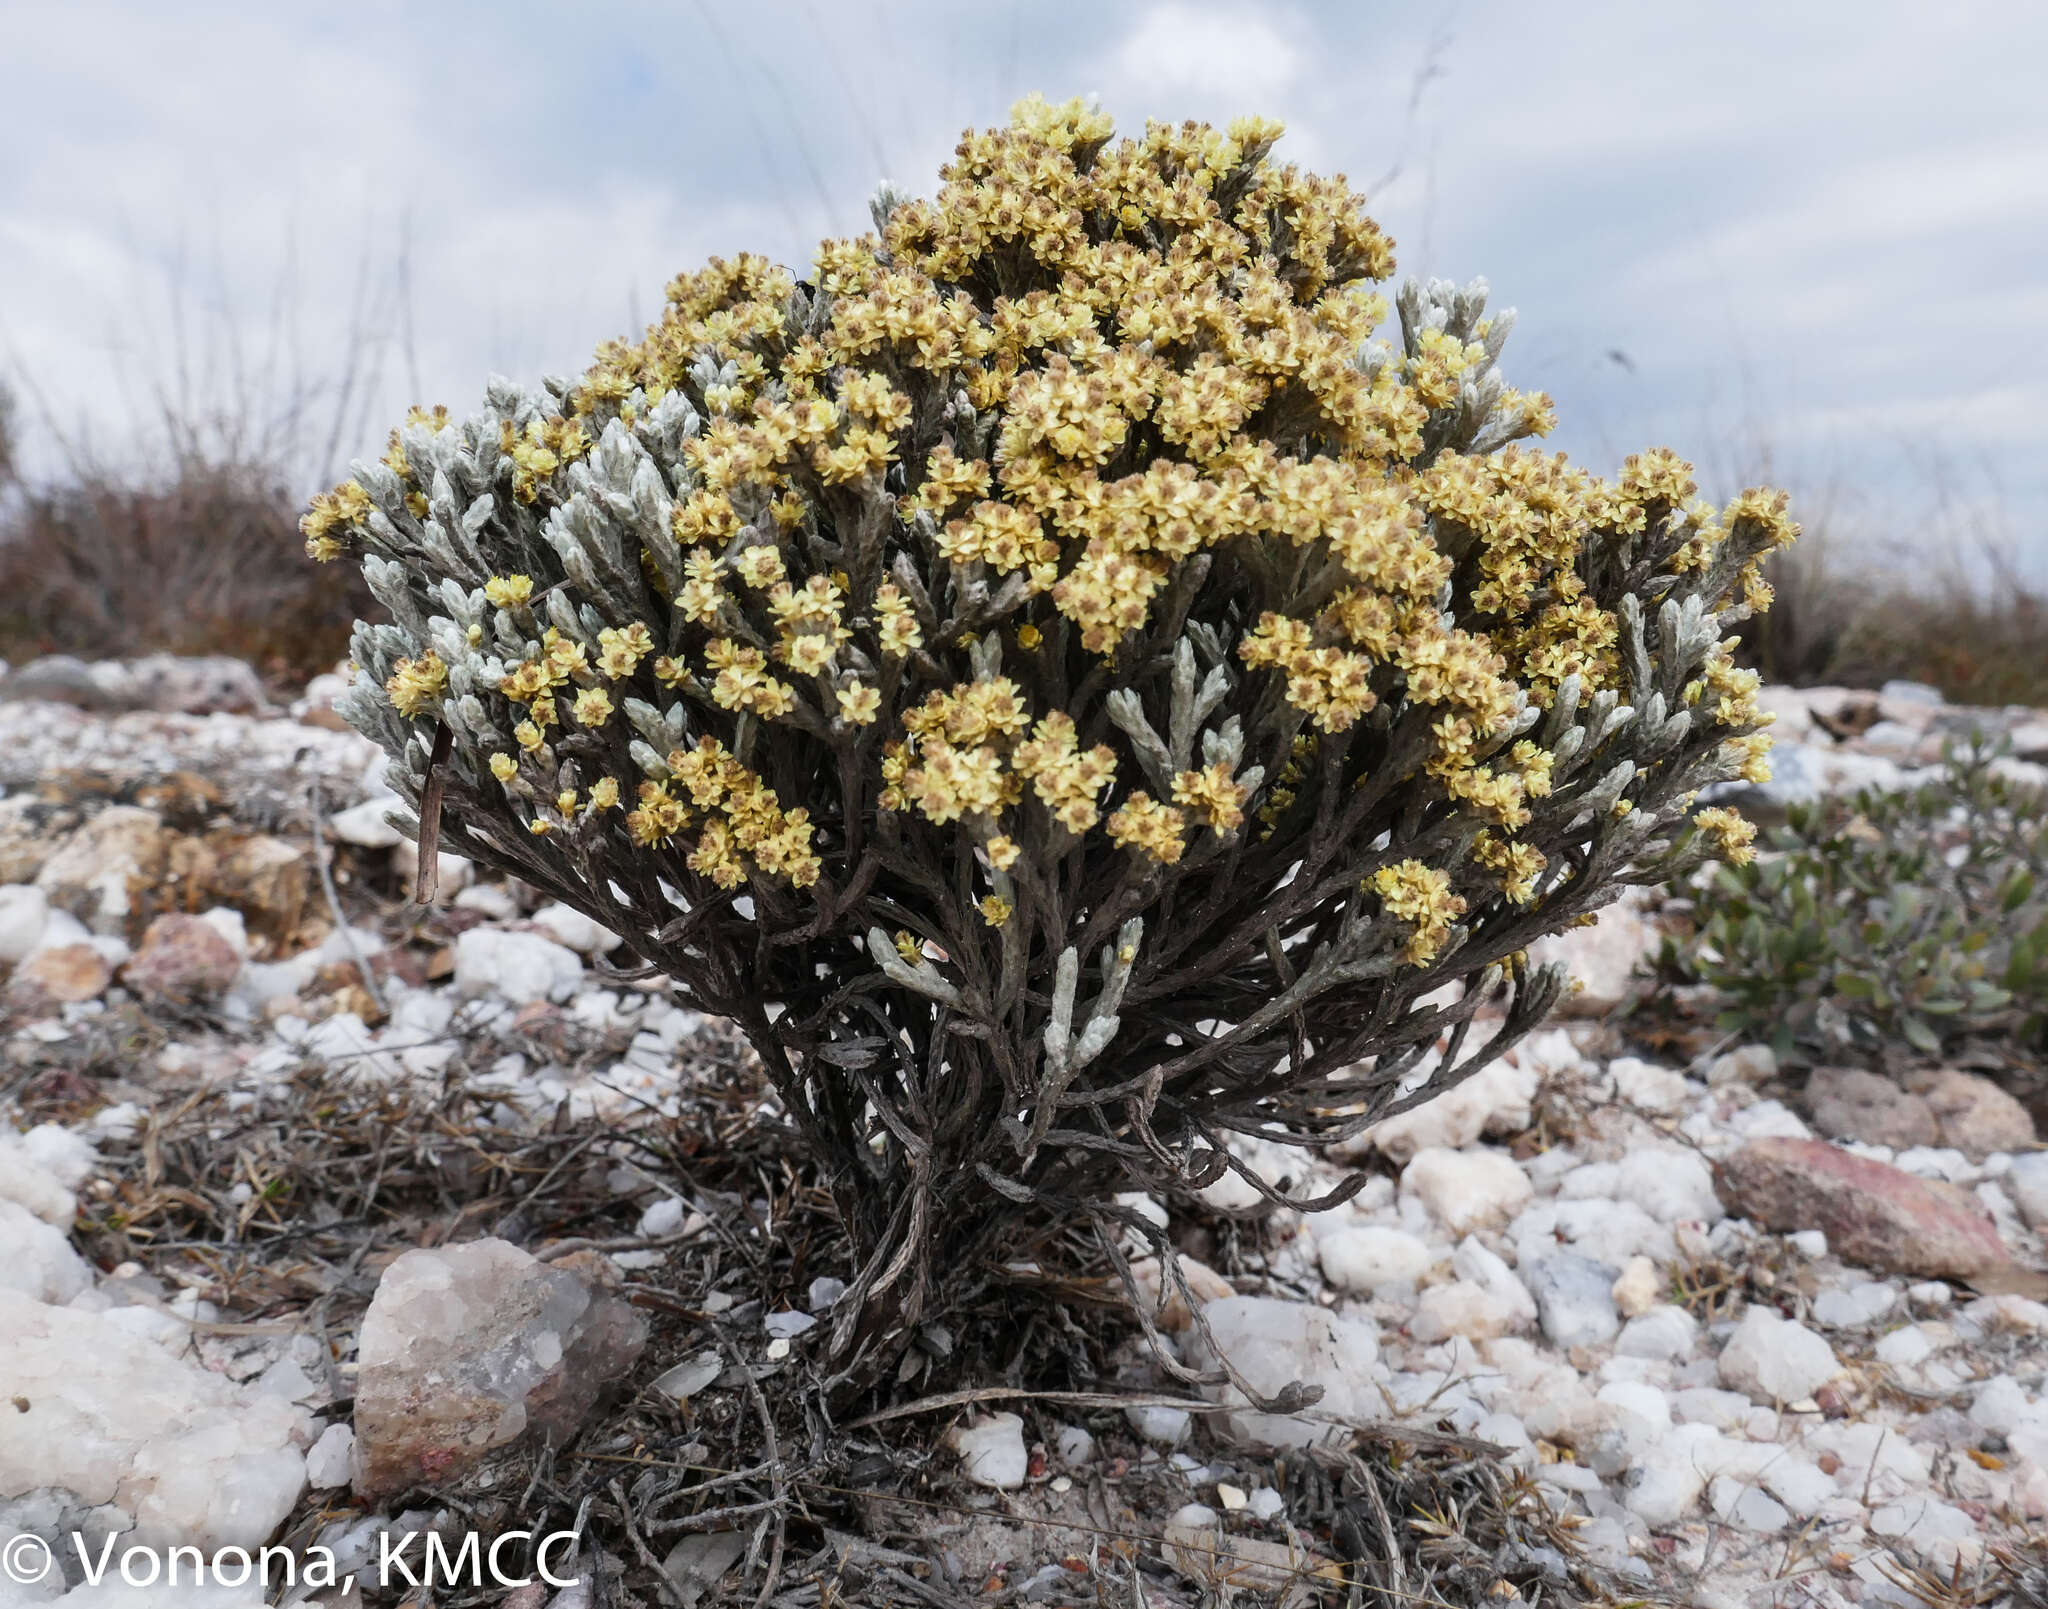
485;574;535;609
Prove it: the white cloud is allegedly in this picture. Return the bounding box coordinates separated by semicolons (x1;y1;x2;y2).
1109;3;1304;101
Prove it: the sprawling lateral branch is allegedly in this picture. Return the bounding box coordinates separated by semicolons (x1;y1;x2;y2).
308;98;1790;1365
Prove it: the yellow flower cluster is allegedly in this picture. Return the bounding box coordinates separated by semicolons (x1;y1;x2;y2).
1691;806;1758;866
315;98;1788;938
384;650;447;718
625;736;820;888
1371;860;1469;966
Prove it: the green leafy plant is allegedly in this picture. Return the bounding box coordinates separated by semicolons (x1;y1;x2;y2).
307;101;1787;1374
1683;738;2048;1059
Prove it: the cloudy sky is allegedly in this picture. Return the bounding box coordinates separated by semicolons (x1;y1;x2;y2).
4;1;2043;564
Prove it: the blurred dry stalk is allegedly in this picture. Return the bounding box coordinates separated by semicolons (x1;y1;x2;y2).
1722;458;2046;707
0;225;410;679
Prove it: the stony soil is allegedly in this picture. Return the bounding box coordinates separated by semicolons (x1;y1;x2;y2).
2;665;2046;1609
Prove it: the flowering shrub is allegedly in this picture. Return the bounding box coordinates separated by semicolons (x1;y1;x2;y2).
309;100;1790;1364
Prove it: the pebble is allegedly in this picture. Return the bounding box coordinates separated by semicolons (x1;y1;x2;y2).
1718;1307;1840;1404
1811;1281;1898;1329
947;1413;1028;1490
1317;1225;1435;1294
1400;1146;1533;1235
1615;1305;1699;1362
1525;1253;1621;1348
452;927;585;1004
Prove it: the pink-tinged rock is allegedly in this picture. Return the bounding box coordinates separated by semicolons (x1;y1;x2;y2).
1714;1138;2009;1279
352;1239;647;1497
120;913;242;1001
5;944;112;1011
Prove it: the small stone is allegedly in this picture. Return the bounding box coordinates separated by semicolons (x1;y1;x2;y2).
1056;1424;1094;1467
328;796;404;848
1708;1475;1789;1532
1907;1280;1954;1311
1614;1147;1722;1224
306;1422;356;1488
1714;1138;2010;1279
1611;1256;1661;1317
946;1413;1028;1490
1811;1281;1898;1329
1360;1057;1538;1162
1400;1147;1533;1236
1411;1237;1536;1343
1318;1226;1435;1295
5;942;111;1009
206;831;312;942
763;1337;791;1361
808;1277;847;1311
1616;1305;1699;1362
352;1238;648;1496
0;883;49;963
1968;1375;2029;1437
1874;1325;1936;1367
1788;1230;1828;1259
2006;1152;2048;1229
1804;1066;1938;1150
1718;1307;1840;1404
763;1309;816;1339
1187;1296;1380;1449
1124;1404;1190;1447
1217;1482;1248;1510
1248;1486;1286;1520
1524;1253;1621;1348
1919;1069;2036;1159
0;1199;92;1302
651;1351;723;1401
1706;1045;1776;1087
637;1195;687;1237
452;927;585;1004
1609;1057;1691;1114
120;913;243;1001
35;806;173;938
531;902;624;955
1526;891;1659;1016
1868;1496;1978;1571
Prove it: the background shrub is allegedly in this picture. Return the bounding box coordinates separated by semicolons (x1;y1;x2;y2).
1680;739;2048;1061
312;101;1786;1368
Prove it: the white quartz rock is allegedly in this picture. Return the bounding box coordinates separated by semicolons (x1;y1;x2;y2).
2007;1151;2048;1229
0;1288;311;1550
0;1199;91;1303
305;1422;356;1489
0;1125;93;1231
1188;1296;1380;1449
1400;1147;1533;1236
1615;1304;1699;1362
530;902;625;955
1410;1237;1536;1343
452;927;585;1004
0;883;50;963
1361;1057;1539;1163
1318;1226;1436;1295
327;796;404;848
1718;1307;1839;1404
352;1239;647;1496
946;1413;1027;1490
1614;1147;1722;1224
